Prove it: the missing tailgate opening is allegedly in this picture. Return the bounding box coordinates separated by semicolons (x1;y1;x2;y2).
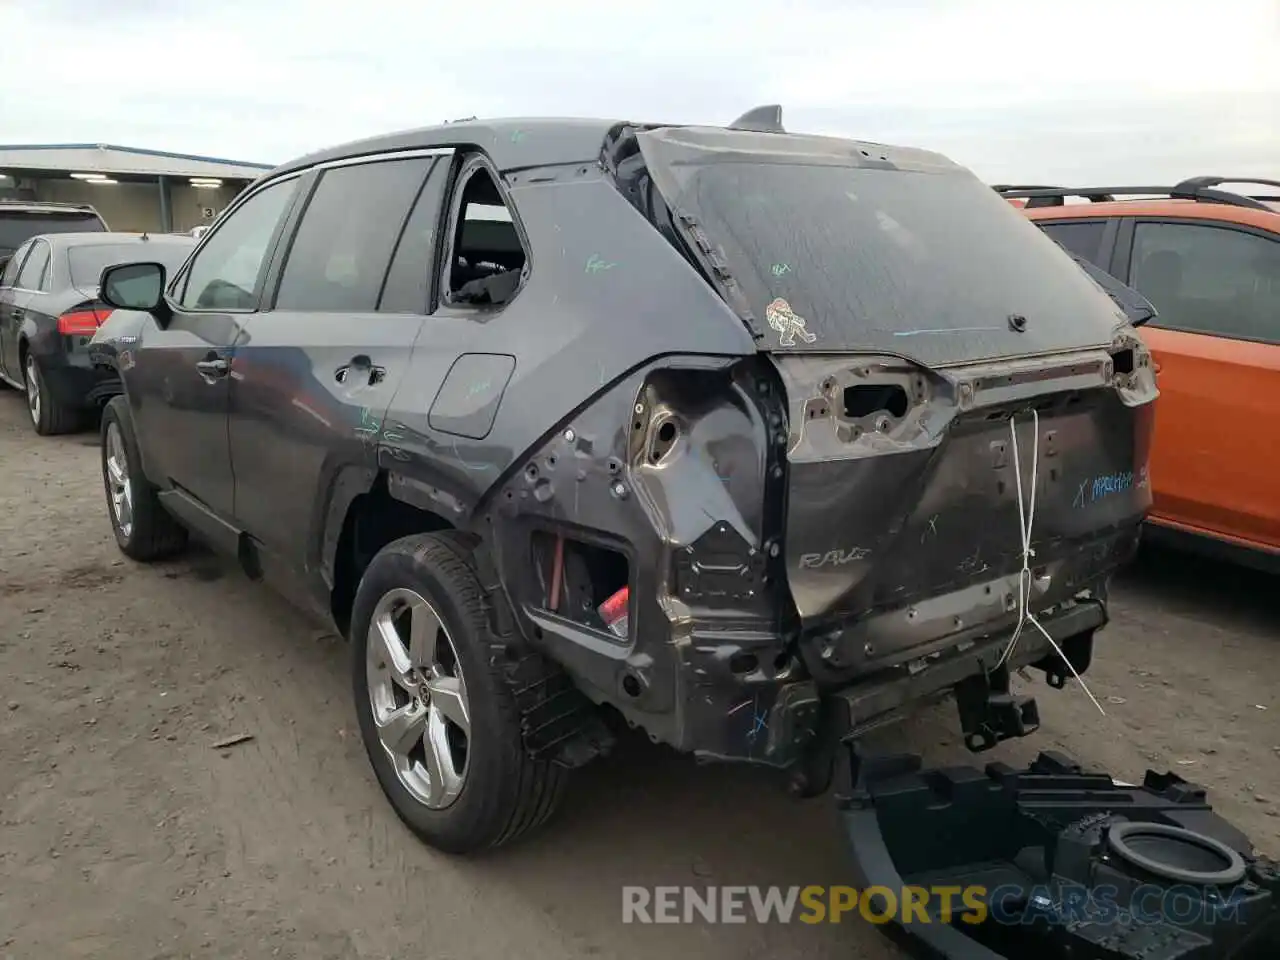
844;384;909;420
532;531;631;636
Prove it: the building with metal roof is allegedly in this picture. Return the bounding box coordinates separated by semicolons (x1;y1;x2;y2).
0;143;273;234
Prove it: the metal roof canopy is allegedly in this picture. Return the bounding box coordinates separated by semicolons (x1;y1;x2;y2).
0;143;272;180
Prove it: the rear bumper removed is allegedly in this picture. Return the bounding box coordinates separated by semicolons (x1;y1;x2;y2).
684;588;1107;778
837;745;1280;959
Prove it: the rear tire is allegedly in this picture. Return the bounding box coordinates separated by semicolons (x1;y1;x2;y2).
24;353;82;436
100;396;188;561
351;532;567;854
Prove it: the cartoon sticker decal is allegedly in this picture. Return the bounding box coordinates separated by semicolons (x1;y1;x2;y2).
765;297;817;347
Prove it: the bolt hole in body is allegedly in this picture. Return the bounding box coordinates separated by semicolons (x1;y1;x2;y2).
622;674;642;697
366;588;471;810
844;383;909;419
649;419;680;463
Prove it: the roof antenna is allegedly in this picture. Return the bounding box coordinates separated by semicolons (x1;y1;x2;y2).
728;104;785;134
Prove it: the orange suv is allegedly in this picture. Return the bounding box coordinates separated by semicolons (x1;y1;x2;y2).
998;178;1280;571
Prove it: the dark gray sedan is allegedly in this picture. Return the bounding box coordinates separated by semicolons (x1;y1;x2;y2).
0;232;195;434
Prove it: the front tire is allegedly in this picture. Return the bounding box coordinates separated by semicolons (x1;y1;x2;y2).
24;353;81;436
100;396;188;561
351;532;567;854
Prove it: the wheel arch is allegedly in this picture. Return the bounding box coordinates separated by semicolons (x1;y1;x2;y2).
324;468;461;637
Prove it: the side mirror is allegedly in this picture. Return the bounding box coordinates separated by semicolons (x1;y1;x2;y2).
100;261;171;318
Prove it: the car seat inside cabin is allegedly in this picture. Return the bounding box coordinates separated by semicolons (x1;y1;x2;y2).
449;168;526;307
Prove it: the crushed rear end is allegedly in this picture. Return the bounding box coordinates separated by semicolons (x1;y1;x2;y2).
615;123;1156;757
581;116;1279;960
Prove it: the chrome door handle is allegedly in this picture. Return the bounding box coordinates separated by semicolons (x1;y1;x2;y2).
195;358;229;381
336;356;386;386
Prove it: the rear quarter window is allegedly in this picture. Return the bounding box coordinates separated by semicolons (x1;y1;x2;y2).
1038;220;1108;265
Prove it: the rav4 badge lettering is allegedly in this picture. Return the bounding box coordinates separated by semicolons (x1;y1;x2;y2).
798;547;873;569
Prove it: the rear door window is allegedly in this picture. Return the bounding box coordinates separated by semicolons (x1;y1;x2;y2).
1129;221;1279;344
273;156;433;312
1039;220;1108;265
16;240;50;291
635;128;1126;366
378;159;450;313
1;242;30;287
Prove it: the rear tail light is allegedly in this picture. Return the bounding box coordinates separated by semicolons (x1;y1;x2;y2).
597;586;630;638
57;308;112;336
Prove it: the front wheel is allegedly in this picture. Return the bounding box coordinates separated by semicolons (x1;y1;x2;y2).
100;396;188;561
351;532;567;854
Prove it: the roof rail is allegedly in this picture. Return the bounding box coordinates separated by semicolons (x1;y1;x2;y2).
0;198;97;211
993;179;1276;212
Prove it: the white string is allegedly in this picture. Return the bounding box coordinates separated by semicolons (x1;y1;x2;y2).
994;407;1107;716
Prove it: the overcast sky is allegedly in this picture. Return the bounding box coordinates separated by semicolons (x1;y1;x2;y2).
3;0;1277;185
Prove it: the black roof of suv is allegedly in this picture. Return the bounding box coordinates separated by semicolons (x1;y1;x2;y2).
88;105;1158;858
0;200;108;258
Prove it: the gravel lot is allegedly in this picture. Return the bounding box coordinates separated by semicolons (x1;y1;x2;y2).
1;386;1276;960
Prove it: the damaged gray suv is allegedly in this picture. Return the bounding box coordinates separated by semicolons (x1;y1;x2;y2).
88;106;1157;854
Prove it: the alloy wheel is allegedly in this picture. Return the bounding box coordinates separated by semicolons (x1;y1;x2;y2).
24;355;40;427
366;587;471;809
104;421;134;538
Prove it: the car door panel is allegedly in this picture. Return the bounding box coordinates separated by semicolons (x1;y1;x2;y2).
0;291;33;384
224;153;443;591
129;311;244;513
1140;327;1280;549
1118;217;1280;551
129;174;304;522
228;311;425;572
0;241;33;381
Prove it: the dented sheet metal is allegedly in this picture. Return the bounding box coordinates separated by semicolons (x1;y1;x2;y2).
771;342;1156;683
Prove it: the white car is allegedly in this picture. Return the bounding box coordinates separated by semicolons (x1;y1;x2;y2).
189;224;210;239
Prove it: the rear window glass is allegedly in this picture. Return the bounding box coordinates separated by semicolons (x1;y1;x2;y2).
638;135;1128;365
0;212;104;255
67;242;194;289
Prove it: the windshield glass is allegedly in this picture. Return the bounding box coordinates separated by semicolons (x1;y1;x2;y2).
0;212;104;257
637;129;1128;366
67;241;194;289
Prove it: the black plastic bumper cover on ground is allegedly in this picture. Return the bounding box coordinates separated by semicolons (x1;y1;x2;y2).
838;747;1279;959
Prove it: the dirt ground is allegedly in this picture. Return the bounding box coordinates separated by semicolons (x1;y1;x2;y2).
0;388;1275;960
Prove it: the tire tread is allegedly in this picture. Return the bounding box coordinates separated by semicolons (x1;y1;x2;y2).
101;396;188;562
360;530;566;851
